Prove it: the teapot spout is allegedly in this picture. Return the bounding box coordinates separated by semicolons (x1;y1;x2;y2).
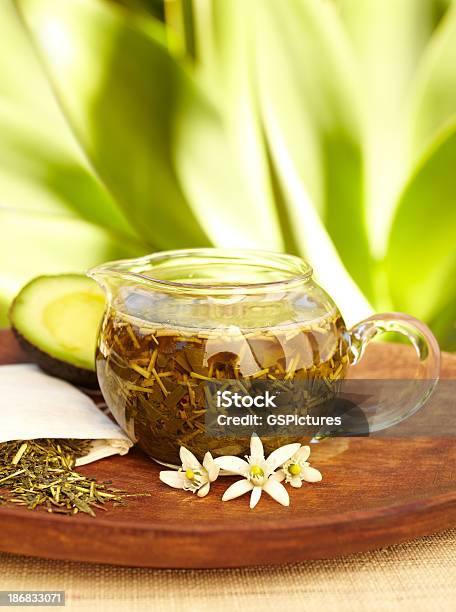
87;263;120;302
87;255;153;302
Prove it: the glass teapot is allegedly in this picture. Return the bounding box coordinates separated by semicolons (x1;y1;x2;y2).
89;249;440;466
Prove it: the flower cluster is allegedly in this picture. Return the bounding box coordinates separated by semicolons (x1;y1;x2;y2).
159;434;322;509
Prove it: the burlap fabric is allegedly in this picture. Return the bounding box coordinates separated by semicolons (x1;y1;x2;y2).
0;529;455;611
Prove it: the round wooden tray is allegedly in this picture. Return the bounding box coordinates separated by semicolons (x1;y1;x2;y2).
0;329;455;568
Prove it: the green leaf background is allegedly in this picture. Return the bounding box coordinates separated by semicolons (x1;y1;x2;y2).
0;0;454;351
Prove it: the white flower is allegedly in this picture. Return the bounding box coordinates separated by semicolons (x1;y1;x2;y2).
159;447;220;497
215;434;300;509
276;445;323;488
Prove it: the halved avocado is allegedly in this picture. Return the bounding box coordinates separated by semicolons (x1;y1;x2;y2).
9;274;105;388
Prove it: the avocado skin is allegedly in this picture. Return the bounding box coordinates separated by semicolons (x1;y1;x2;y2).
11;326;99;389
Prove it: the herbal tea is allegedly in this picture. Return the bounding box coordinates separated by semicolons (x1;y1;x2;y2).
91;249;440;456
96;308;350;465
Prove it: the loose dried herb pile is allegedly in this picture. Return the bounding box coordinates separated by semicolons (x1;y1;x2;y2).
97;307;350;465
0;439;138;517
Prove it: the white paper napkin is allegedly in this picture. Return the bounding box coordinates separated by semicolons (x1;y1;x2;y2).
0;364;132;466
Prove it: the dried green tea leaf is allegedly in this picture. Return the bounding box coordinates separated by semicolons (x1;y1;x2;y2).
0;439;148;517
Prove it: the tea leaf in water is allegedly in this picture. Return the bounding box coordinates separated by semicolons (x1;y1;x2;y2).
97;309;351;465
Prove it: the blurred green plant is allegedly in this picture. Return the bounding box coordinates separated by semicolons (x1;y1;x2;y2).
0;0;454;350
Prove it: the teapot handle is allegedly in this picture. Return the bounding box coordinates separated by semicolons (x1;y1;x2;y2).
346;312;440;432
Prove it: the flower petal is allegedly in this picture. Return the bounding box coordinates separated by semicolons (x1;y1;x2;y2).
222;479;254;501
197;482;210;498
296;445;311;462
179;446;201;470
302;466;322;483
266;443;301;471
250;486;262;509
214;456;249;475
271;469;285;482
202;451;212;471
263;478;290;506
250;433;264;461
203;452;220;482
159;471;184;489
290;477;302;488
